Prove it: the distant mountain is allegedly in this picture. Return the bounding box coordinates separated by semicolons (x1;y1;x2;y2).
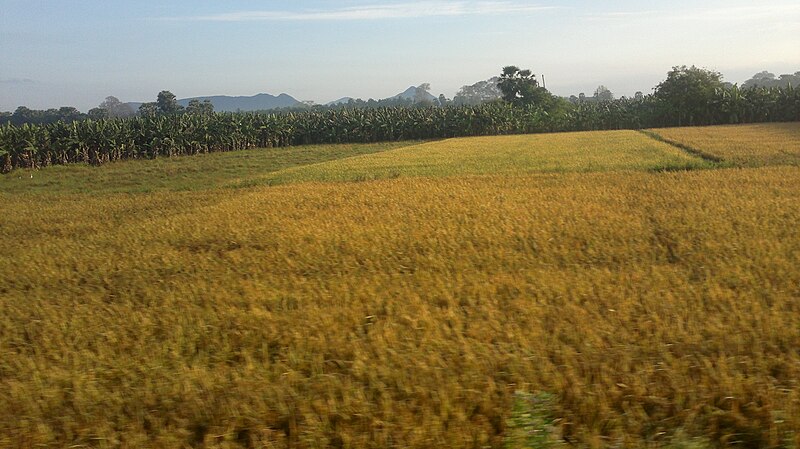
390;86;437;103
126;93;301;113
126;87;439;113
177;93;300;112
325;86;437;106
325;97;354;106
323;87;438;107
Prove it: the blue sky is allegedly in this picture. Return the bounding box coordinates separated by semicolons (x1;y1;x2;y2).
1;0;799;111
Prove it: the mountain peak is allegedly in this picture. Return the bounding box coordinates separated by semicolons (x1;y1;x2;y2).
393;86;437;103
326;97;354;106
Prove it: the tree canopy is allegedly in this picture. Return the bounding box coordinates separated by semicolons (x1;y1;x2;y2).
497;66;554;108
654;65;724;126
138;102;159;117
186;99;215;115
742;71;800;89
453;77;502;106
594;85;614;102
100;96;135;118
157;91;183;114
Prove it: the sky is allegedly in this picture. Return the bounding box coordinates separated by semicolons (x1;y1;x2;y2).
1;0;799;111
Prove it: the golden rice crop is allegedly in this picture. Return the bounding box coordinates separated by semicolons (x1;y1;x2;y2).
2;164;799;448
650;122;800;167
263;130;711;184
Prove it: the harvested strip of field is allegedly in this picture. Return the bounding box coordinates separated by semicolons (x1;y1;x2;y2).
2;167;799;448
263;130;712;184
649;122;800;167
0;141;416;195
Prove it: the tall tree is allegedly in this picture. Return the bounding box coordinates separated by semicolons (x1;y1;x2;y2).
12;106;34;124
99;96;135;118
138;102;159;117
156;90;183;114
497;66;553;108
186;99;214;115
654;65;724;126
743;70;800;89
742;71;776;89
414;83;432;104
57;107;83;123
594;85;614;102
453;77;502;105
87;108;108;120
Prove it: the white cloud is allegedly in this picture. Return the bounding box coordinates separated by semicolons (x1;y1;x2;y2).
586;4;800;23
177;1;558;22
685;4;800;22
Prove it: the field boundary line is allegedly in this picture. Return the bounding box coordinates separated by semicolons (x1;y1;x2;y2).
226;139;441;188
637;129;723;163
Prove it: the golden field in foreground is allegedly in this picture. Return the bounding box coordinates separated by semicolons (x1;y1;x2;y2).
1;124;800;448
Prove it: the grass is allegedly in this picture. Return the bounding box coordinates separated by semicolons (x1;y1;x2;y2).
649;122;800;167
505;392;563;449
2;124;800;448
0;141;417;195
261;130;713;185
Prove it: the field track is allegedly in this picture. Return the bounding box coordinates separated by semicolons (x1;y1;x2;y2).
650;122;800;167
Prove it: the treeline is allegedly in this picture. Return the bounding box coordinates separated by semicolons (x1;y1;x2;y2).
559;84;800;131
1;67;799;173
0;107;88;127
0;94;206;127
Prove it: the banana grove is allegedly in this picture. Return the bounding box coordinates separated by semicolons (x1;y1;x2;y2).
0;104;552;172
1;85;798;173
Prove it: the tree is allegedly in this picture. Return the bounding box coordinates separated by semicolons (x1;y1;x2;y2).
5;105;89;125
453;77;502;105
87;107;108;120
414;83;432;105
57;107;83;123
156;90;183;114
497;66;553;108
654;65;724;126
744;71;776;89
743;70;800;89
593;85;614;102
777;72;800;88
12;106;34;124
99;96;135;118
186;99;215;115
138;102;159;117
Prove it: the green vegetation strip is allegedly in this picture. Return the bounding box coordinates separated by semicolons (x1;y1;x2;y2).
0;141;418;195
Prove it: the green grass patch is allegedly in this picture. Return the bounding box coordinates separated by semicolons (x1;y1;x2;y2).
0;141;418;195
263;130;713;185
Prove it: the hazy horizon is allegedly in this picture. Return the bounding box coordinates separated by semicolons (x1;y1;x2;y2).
2;0;799;112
